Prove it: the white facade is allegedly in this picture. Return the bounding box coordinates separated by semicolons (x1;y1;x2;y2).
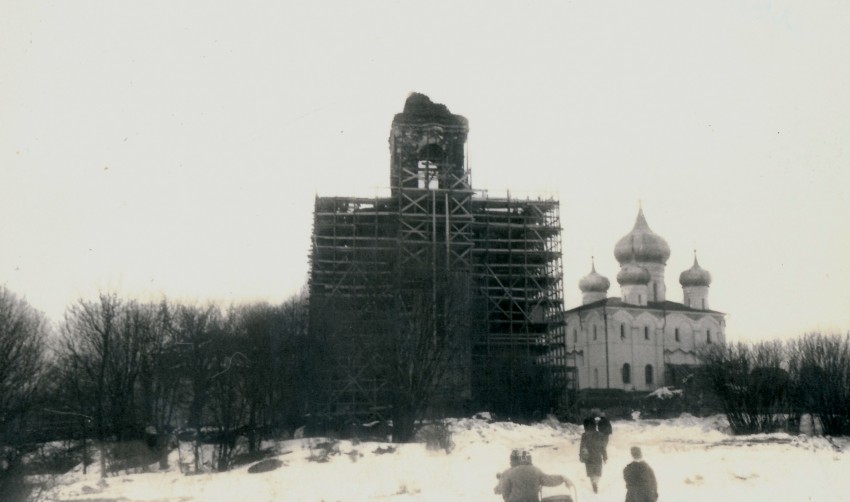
565;303;725;390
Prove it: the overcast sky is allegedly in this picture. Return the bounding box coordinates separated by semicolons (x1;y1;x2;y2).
2;1;848;341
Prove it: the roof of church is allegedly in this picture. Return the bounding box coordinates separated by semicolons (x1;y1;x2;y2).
564;297;724;315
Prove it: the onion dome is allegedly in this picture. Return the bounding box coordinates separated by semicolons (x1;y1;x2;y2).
579;259;610;293
679;253;712;287
614;208;671;265
617;261;651;286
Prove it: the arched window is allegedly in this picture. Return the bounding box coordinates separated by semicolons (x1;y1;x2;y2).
573;329;577;344
622;363;631;384
674;328;680;342
593;325;597;341
620;324;626;340
644;326;650;340
707;330;712;344
645;364;654;384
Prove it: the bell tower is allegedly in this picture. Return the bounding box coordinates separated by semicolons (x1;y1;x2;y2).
389;93;470;195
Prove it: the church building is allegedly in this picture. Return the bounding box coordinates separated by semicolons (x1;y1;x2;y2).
564;208;725;392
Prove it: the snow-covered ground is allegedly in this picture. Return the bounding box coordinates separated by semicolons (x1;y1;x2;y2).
36;414;850;501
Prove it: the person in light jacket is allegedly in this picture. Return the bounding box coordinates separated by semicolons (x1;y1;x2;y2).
494;449;522;501
495;449;574;502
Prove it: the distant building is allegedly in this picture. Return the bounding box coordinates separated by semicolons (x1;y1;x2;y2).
564;208;725;392
308;94;566;419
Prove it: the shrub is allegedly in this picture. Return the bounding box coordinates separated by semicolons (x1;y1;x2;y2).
698;341;793;434
415;421;454;453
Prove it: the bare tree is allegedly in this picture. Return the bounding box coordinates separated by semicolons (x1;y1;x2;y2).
383;267;474;442
57;293;124;476
273;291;311;432
135;300;182;468
698;340;792;434
788;332;850;435
0;286;50;500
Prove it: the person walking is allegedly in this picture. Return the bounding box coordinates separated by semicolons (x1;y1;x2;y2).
590;408;613;456
579;418;606;493
623;446;658;502
495;449;575;502
494;449;522;501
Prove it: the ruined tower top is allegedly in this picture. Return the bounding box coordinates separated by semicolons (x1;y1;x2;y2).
389;93;470;193
392;93;469;128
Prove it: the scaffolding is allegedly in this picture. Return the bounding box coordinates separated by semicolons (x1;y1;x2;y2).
307;94;566;420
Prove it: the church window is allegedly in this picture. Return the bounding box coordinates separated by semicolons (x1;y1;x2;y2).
707;330;712;344
653;283;658;301
620;324;626;340
622;363;631;384
645;364;654;384
675;328;680;342
573;329;577;344
644;326;650;340
593;325;597;341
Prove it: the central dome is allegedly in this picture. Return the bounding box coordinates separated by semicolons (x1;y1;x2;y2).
614;208;671;265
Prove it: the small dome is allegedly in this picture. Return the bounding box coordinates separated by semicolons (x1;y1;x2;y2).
617;262;651;286
614;208;671;265
579;260;610;293
679;254;712;287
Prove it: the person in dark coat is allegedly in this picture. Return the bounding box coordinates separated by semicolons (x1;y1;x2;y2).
495;450;573;502
579;418;607;493
590;408;613;455
623;446;658;502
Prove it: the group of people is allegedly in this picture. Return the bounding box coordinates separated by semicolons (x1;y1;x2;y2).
494;409;658;502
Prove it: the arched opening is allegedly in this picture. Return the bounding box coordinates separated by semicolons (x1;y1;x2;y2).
622;363;631;384
417;160;439;189
645;364;654;384
416;143;445;189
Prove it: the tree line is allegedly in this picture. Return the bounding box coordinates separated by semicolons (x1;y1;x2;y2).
698;332;850;435
4;281;849;496
0;285;310;489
